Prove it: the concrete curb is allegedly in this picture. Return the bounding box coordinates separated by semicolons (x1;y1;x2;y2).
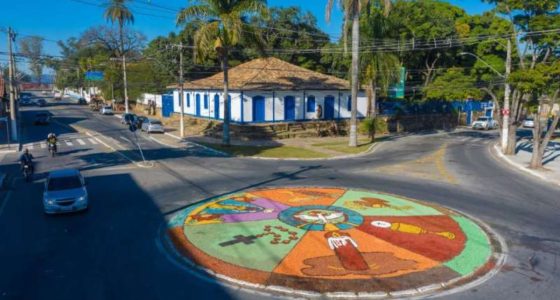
492;143;560;187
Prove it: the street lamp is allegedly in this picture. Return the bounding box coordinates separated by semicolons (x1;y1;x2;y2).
459;52;505;78
460;41;512;154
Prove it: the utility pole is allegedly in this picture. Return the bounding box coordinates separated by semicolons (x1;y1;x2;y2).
122;54;129;114
178;41;185;138
7;27;18;141
501;39;511;153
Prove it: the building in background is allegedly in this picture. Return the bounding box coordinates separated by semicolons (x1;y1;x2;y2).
168;57;368;123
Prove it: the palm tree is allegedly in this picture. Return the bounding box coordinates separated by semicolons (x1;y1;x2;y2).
326;0;391;147
360;4;400;119
177;0;268;146
104;0;134;114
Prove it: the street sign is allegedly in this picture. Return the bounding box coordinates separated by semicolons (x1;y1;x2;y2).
501;109;510;116
85;71;104;81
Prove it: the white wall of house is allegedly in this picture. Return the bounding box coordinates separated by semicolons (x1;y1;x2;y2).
173;89;367;123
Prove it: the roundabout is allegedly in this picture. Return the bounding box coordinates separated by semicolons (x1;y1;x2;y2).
166;187;505;297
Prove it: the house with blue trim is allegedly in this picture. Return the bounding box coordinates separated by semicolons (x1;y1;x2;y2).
170;57;368;123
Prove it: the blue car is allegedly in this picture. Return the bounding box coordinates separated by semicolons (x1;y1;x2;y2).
43;169;88;214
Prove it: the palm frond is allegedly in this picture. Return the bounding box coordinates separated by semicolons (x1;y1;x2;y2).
176;5;214;24
193;21;220;62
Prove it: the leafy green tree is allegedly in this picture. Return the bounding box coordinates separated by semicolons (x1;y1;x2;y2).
249;7;330;72
19;36;44;84
509;62;560;168
104;0;134;113
177;0;268;146
425;68;482;101
388;0;468;91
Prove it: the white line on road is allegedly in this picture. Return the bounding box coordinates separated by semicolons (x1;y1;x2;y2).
65;140;73;146
77;139;86;145
119;136;131;143
88;138;98;145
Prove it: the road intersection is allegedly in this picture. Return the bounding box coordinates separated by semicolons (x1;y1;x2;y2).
0;94;559;299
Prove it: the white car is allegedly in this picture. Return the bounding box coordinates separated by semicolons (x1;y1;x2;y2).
472;116;498;130
100;106;113;115
141;118;165;133
523;118;535;128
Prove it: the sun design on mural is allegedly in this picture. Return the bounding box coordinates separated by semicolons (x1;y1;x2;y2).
167;187;495;293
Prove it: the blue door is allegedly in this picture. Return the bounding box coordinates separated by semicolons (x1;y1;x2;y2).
253;96;265;122
284;96;295;121
214;94;220;119
324;96;335;119
162;94;174;118
195;94;201;116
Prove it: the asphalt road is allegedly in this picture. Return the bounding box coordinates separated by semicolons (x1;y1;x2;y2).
0;93;559;300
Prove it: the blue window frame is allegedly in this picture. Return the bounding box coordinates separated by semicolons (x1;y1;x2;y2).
307;96;316;112
204;94;208;109
347;95;352;111
186;93;190;107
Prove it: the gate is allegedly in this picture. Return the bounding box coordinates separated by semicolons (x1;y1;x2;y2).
162;94;174;118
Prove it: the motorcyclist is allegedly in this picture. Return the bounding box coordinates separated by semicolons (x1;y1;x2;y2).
47;133;57;147
19;148;34;173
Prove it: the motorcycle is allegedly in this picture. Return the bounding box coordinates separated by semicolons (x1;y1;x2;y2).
48;142;57;157
22;163;33;182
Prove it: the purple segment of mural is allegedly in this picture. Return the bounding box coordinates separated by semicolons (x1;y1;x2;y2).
221;198;290;223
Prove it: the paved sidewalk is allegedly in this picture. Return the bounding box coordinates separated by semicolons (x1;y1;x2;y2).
495;136;560;186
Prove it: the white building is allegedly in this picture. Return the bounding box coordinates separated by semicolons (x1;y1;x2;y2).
170;57;367;123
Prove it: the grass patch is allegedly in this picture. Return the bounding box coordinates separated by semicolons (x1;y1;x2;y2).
312;136;390;154
199;143;329;159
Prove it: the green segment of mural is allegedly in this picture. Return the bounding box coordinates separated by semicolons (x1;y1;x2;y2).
444;216;491;276
184;219;306;272
332;191;443;217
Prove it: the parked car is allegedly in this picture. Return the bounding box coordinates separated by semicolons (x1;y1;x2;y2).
472;116;498;130
34;112;50;125
43;169;88;214
77;98;87;105
121;113;137;125
523;117;535;128
54;92;62;100
41;90;48;95
141;118;165;133
19;98;34;106
100;105;113;115
36;99;47;107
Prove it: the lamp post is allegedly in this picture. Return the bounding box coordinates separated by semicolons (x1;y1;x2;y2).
460;44;511;153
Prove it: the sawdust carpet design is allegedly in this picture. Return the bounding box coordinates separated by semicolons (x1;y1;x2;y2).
167;187;498;294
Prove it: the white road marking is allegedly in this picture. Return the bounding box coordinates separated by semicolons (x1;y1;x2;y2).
88;138;98;145
77;139;86;145
119;136;131;143
65;140;73;146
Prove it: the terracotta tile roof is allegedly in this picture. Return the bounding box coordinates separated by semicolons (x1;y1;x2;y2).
175;57;350;91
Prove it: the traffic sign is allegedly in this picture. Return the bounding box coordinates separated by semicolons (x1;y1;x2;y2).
501;109;510;116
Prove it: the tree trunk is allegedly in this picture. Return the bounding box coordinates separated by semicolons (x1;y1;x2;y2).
222;52;230;146
370;80;377;142
349;3;359;148
505;124;517;155
119;23;129;114
530;109;543;168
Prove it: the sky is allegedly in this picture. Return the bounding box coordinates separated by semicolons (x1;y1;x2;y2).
0;0;494;74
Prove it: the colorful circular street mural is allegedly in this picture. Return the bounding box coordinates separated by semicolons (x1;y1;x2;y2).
167;187;498;294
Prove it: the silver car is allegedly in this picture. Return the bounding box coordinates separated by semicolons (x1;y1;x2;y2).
43;169;88;214
141;118;165;133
